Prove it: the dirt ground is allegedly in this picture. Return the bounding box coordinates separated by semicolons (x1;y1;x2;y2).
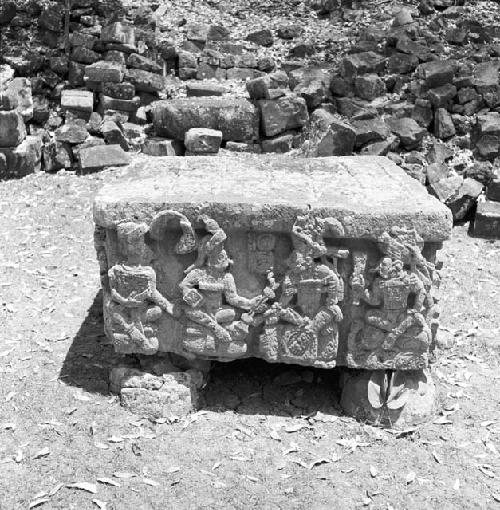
0;164;499;510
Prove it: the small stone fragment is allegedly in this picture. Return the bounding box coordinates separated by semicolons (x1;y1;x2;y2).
184;128;222;155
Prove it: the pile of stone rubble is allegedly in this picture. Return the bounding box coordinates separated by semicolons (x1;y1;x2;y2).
0;0;499;237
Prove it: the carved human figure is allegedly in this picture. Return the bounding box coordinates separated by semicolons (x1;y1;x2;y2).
107;264;179;354
261;213;347;362
357;257;429;350
376;226;440;347
179;215;268;346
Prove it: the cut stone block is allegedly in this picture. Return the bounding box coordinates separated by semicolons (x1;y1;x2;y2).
341;52;386;78
0;110;26;148
0;92;19;111
417;60;455;89
0;135;41;178
261;133;294;153
101;120;128;151
473;198;500;238
94;155;451;373
79;143;130;172
125;69;164;93
55;120;89;144
110;367;198;418
151;98;259;142
186;83;227;97
99;94;140;113
100;22;136;50
258;96;309;137
142;138;184;157
5;77;33;122
486;177;500;202
85;61;124;83
309;109;355;156
61;89;94;114
184;128;222;154
102;82;136;100
127;53;162;74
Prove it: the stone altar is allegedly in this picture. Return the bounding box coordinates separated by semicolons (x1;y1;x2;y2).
93;155;452;426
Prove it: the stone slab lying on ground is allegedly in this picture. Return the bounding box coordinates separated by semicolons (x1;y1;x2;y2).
94;155;451;425
79;143;130;172
150;98;259;142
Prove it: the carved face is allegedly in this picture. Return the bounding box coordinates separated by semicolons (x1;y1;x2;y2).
390;260;404;278
207;248;233;271
379;257;393;279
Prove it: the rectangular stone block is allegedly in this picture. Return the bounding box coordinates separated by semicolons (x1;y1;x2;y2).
151;98;259;142
99;94;140;112
5;77;33;122
100;22;136;50
0;110;26;148
142;138;184;157
486;176;500;202
125;69;163;93
0;135;41;177
258;96;309;137
79;143;130;173
85;61;124;83
94;156;451;371
61;89;94;114
473;198;500;238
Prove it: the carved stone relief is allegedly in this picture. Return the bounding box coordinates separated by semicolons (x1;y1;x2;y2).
258;213;347;368
347;227;440;370
98;211;441;372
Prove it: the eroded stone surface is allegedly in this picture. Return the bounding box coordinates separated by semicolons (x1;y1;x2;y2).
94;155;451;372
151;98;259;142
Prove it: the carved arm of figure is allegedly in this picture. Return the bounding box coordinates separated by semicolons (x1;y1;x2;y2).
279;274;296;307
323;272;343;322
148;287;179;317
408;273;425;313
110;307;149;345
223;273;259;311
361;279;383;307
179;269;204;308
200;215;227;251
111;287;150;307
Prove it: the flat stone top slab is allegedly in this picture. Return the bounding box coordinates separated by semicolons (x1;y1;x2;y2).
93;155;452;242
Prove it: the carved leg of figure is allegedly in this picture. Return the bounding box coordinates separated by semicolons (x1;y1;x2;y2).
383;311;429;350
110;308;159;354
184;309;232;343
